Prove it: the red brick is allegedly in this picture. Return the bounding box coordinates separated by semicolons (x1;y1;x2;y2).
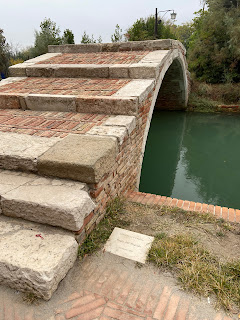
175;299;190;320
65;298;106;318
164;294;180;320
177;200;183;209
201;203;208;213
189;201;196;211
236;209;240;223
222;207;228;220
215;206;222;218
153;286;172;319
76;306;104;320
182;201;190;211
208;205;215;215
228;208;235;222
195;202;202;212
71;293;96;308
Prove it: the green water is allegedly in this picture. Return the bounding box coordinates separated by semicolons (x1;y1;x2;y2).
140;111;240;209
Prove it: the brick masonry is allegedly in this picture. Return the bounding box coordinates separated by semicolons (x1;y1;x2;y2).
126;191;240;224
0;78;130;96
37;51;150;65
0;109;110;138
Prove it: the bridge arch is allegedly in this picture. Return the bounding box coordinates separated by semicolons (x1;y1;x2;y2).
137;49;189;187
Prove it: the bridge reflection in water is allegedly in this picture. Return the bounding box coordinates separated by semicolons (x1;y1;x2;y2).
140;111;240;209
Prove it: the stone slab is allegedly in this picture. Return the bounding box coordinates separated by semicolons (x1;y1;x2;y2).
113;79;155;103
104;227;154;264
104;115;136;134
0;215;78;300
1;175;94;231
87;125;127;145
38;134;118;183
25;94;77;112
0;132;59;172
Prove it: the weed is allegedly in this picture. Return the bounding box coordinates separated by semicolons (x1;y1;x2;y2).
148;233;240;311
78;197;129;258
216;231;225;237
22;292;39;305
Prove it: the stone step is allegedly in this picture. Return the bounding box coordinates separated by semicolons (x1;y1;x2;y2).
0;131;118;184
0;215;78;300
9;50;169;79
0;169;95;231
0;77;154;115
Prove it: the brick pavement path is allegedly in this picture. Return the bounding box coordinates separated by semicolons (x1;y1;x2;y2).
0;78;130;97
1;252;235;320
0;109;110;138
38;52;150;65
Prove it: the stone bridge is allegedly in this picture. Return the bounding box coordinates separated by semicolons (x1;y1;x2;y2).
0;40;189;299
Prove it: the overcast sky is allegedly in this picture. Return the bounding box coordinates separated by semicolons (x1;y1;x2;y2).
1;0;202;49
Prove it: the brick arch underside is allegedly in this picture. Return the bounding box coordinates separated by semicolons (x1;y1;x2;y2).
136;53;189;188
156;58;188;110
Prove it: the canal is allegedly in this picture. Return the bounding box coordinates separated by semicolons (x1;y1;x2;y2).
140;111;240;209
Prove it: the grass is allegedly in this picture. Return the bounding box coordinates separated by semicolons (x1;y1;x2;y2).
148;233;240;312
78;198;240;312
78;197;129;258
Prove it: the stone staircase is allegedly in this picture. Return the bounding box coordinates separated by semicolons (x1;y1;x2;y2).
0;40;188;300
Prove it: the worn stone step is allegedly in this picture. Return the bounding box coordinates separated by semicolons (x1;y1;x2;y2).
0;215;78;300
0;169;95;231
0;76;154;115
0;132;118;183
9;49;170;79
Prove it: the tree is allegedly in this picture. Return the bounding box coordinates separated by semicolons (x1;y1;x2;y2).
81;31;96;44
111;24;123;42
62;29;75;44
125;16;176;41
187;0;240;83
31;18;62;57
0;29;10;77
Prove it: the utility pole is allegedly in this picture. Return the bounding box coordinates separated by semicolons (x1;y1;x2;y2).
154;8;158;39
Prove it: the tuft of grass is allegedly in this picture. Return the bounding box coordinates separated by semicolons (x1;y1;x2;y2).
22;292;39;304
78;197;129;258
148;233;240;312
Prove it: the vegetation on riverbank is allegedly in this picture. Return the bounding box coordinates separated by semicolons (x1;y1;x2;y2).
79;198;240;313
187;80;240;112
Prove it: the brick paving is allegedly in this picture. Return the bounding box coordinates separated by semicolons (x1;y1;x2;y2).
38;52;150;65
2;253;234;320
126;191;240;224
0;109;110;138
0;78;130;96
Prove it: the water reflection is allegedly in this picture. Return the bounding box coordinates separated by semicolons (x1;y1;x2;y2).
140;111;240;208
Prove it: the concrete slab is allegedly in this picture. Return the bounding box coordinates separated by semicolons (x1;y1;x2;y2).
1;175;94;231
0;215;78;300
0;132;59;172
38;134;118;183
104;227;154;264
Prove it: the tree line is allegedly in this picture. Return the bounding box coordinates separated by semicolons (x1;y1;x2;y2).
1;0;239;83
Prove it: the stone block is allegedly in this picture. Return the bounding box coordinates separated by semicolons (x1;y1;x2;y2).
0;215;78;300
54;65;109;78
87;125;128;145
113;79;155;103
0;132;59;172
109;65;130;78
0;93;22;109
1;177;95;231
139;50;169;63
104;115;136;134
26;65;55;77
129;63;160;79
76;96;138;116
25;94;77;112
104;227;154;264
9;64;27;77
37;134;118;183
